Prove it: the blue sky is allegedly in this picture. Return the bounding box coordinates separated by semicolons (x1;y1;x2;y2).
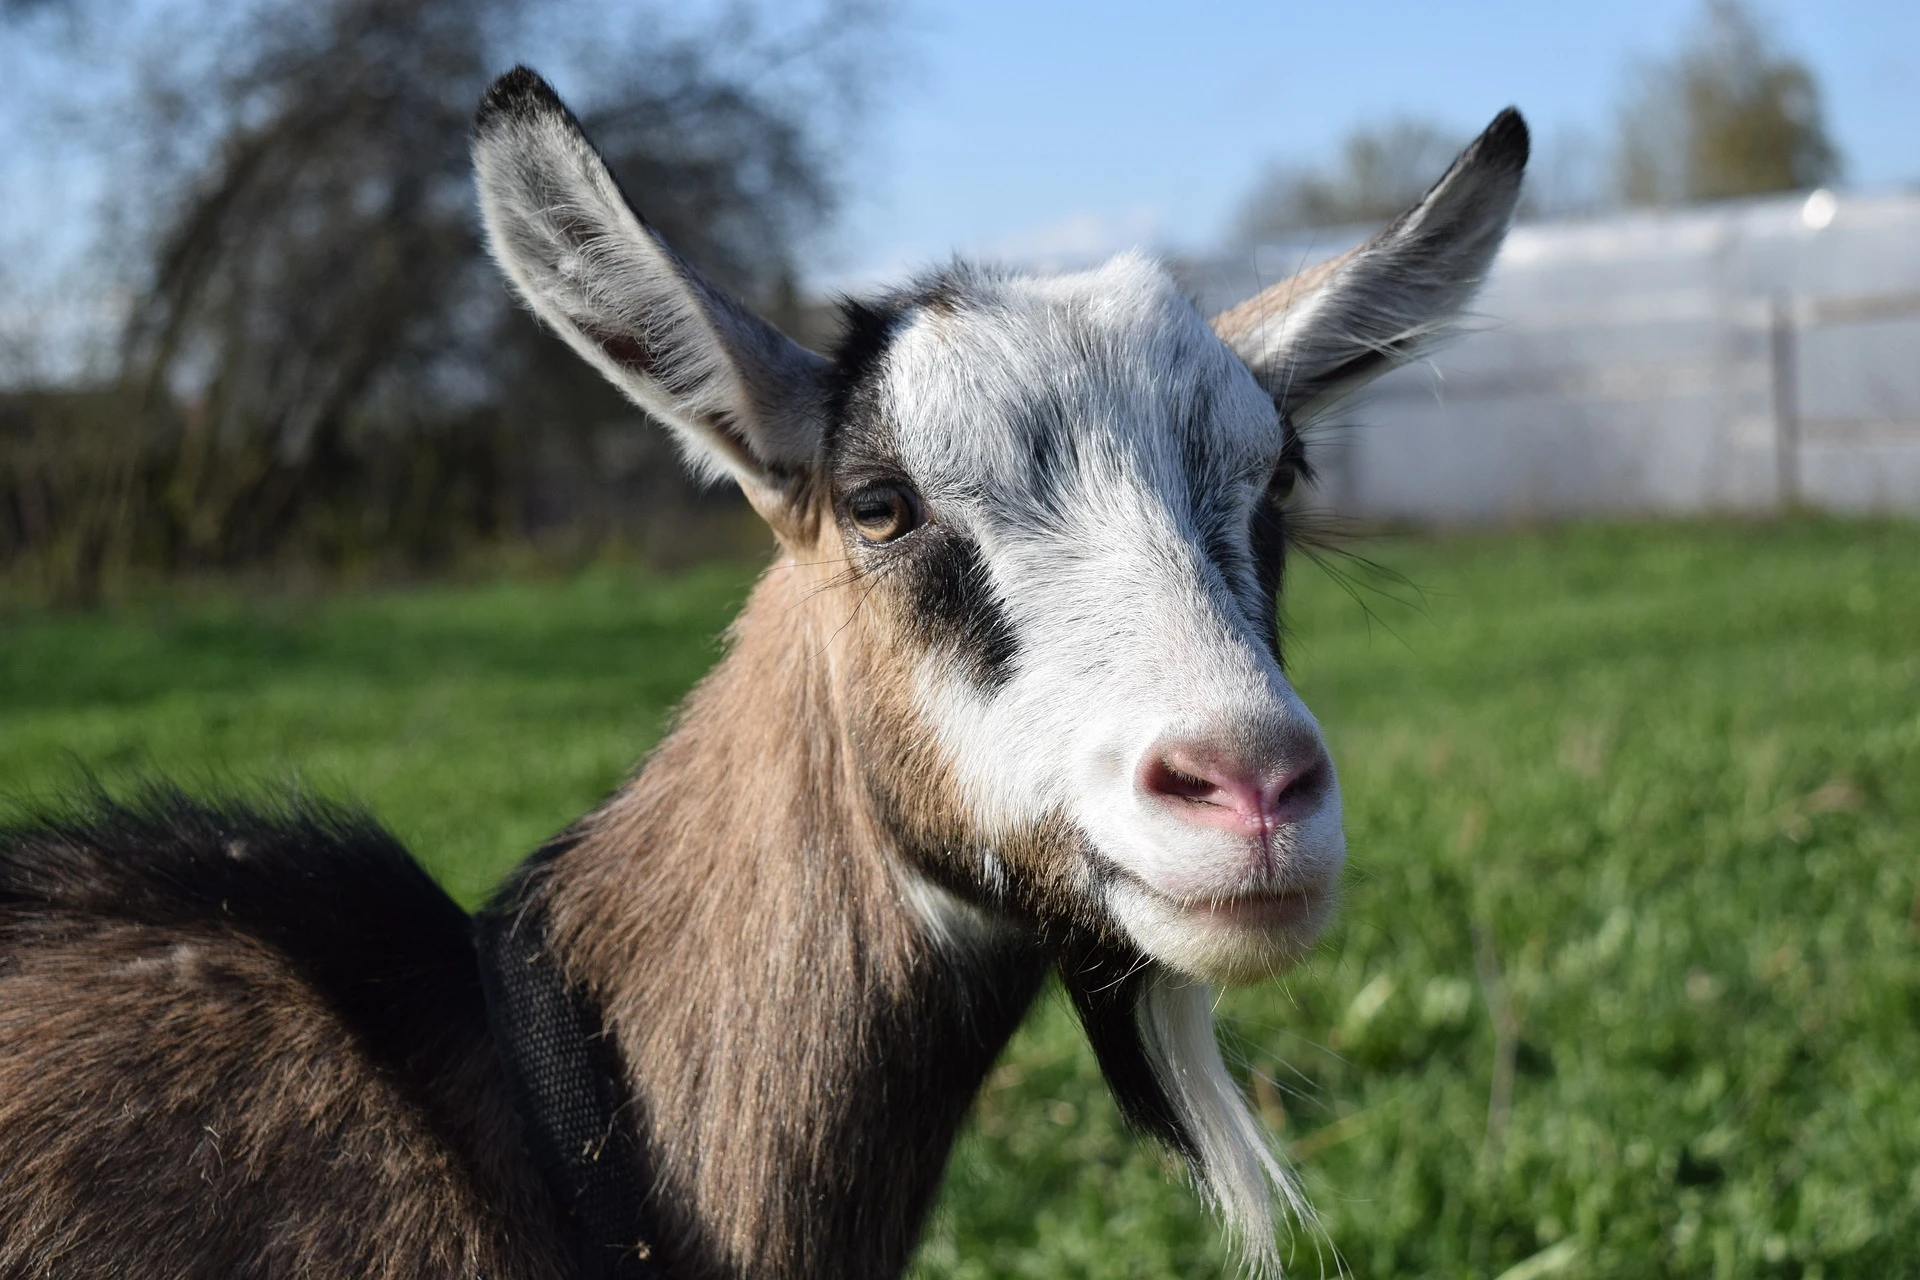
816;0;1920;287
2;0;1914;307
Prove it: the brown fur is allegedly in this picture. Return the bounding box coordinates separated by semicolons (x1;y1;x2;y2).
1;76;1530;1273
0;248;1354;1277
1208;249;1358;349
531;533;1049;1280
0;913;570;1278
0;524;1049;1280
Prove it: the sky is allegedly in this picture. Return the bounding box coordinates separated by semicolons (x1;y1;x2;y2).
2;0;1914;315
814;0;1920;289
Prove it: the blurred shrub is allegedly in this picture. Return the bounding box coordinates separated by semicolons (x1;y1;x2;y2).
1;0;878;599
1231;117;1470;243
1616;0;1840;206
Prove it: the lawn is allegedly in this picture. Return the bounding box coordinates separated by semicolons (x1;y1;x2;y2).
3;520;1916;1279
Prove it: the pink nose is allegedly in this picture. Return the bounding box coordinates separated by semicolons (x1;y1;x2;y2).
1138;735;1331;835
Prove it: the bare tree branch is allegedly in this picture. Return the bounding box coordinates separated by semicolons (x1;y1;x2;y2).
3;0;889;592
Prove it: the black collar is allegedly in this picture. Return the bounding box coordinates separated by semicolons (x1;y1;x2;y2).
473;903;662;1280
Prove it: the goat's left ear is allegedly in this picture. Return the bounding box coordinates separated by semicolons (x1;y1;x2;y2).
473;67;826;521
1212;108;1529;420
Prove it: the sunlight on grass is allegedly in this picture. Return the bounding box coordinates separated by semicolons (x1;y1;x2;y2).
3;521;1916;1278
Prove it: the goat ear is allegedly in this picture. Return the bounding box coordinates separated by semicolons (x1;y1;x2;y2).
473;67;826;514
1212;108;1529;419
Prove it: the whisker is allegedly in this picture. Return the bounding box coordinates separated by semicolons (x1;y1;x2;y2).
765;555;859;572
1271;232;1322;415
809;555;900;659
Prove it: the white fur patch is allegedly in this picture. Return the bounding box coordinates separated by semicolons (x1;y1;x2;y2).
893;862;1014;958
1138;973;1313;1276
883;257;1347;980
470;78;1525;1279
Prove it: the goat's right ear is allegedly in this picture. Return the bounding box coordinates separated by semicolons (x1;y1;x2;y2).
1212;108;1529;421
473;67;827;521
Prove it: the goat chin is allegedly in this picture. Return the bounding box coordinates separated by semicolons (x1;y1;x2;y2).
1105;877;1341;987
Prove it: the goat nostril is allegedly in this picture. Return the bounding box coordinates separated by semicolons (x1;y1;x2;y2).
1267;756;1328;805
1264;752;1331;820
1140;738;1331;829
1140;747;1265;823
1141;757;1220;803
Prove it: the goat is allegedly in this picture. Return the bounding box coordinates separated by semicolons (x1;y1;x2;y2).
0;68;1526;1280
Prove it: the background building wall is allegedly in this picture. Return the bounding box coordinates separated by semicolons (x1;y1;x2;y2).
1191;190;1920;520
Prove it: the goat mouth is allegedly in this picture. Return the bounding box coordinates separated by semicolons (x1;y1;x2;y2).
1174;887;1324;930
1103;861;1334;935
1095;865;1339;984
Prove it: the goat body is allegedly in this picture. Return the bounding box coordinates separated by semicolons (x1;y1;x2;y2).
0;570;1042;1279
0;69;1526;1279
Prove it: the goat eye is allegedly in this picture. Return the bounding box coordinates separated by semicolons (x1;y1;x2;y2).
1265;463;1298;507
846;483;924;544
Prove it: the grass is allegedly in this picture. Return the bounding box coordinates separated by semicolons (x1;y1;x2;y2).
3;520;1917;1278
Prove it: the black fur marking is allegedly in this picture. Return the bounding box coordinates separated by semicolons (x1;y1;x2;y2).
901;530;1020;691
1190;505;1274;662
823;267;1000;463
822;269;985;453
1179;382;1217;508
1013;387;1076;523
1470;107;1531;176
1248;501;1287;659
821;284;1017;691
1179;391;1254;614
476;66;572;133
474;892;656;1280
1026;402;1063;493
1249;421;1313;660
1177;383;1295;660
0;786;486;1133
1058;940;1195;1159
822;297;906;458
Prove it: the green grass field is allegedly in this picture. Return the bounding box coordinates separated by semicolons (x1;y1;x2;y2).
3;520;1916;1279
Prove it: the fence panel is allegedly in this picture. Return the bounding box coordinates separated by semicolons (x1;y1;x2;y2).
1195;190;1920;520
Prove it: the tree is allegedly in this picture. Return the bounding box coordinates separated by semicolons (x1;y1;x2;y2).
1615;0;1839;206
1;0;885;591
1232;117;1467;242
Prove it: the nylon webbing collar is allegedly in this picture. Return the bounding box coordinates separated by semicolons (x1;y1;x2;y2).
473;904;662;1280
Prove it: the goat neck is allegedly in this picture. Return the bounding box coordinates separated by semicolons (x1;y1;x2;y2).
523;554;1046;1280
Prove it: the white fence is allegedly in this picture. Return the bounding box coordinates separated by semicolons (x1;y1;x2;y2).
1190;190;1920;520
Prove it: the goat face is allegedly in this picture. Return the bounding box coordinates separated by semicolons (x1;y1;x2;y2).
823;258;1343;985
473;69;1527;987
